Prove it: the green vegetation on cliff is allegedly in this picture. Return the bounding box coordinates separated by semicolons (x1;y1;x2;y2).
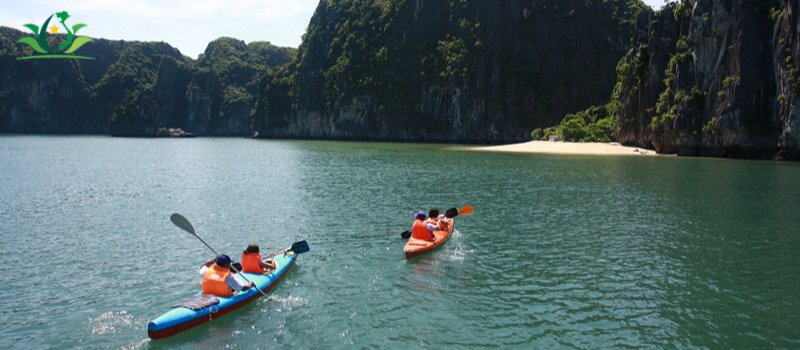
604;0;798;159
4;0;654;144
532;104;616;142
0;27;294;135
255;0;649;141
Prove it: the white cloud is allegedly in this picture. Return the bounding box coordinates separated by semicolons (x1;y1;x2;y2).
642;0;678;10
0;13;31;31
27;0;318;22
2;0;319;57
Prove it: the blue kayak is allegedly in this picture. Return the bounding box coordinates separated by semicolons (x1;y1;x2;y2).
147;251;297;339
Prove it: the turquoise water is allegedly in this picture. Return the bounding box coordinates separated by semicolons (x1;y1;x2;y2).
0;136;798;349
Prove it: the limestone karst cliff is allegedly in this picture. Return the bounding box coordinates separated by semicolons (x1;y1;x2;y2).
254;0;647;142
613;0;799;159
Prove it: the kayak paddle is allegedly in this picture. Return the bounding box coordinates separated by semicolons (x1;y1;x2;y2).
288;240;311;254
169;213;271;299
170;213;219;255
269;240;311;256
201;240;310;273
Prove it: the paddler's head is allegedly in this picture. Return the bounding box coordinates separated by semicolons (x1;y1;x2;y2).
428;208;440;219
245;243;260;254
415;211;426;220
215;254;231;267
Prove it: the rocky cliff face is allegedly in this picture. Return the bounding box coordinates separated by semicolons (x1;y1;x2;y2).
0;30;104;133
0;27;294;136
614;0;799;159
254;0;648;142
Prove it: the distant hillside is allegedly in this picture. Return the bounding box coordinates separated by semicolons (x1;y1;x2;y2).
0;27;294;136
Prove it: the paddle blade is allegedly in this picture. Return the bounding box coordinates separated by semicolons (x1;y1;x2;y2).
445;207;458;218
170;213;195;234
458;205;473;216
400;230;411;239
289;240;310;254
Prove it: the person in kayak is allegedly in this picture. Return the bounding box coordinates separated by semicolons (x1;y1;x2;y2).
410;211;435;241
425;208;444;234
200;254;255;297
241;243;277;274
436;212;451;231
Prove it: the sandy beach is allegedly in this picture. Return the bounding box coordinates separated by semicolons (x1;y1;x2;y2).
468;140;660;156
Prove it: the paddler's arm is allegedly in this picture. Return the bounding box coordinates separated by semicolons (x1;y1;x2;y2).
199;259;215;275
225;275;255;292
260;258;276;270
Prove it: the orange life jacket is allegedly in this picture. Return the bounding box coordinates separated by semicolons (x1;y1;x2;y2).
412;219;434;240
241;252;264;273
202;264;233;297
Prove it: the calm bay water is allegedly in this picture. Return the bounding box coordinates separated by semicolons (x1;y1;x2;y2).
0;135;798;349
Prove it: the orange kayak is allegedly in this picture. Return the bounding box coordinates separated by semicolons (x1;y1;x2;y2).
403;218;454;259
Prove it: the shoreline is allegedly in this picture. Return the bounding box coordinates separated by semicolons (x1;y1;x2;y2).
467;140;661;156
0;134;660;157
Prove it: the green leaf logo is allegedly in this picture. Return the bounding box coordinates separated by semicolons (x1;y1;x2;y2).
16;11;95;60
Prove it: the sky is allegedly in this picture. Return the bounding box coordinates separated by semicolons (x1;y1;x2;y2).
1;0;672;59
0;0;320;58
644;0;676;10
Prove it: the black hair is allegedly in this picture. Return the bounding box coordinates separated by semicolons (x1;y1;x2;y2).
429;208;440;218
245;243;260;254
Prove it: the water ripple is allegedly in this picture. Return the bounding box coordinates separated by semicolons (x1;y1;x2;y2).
1;137;799;348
